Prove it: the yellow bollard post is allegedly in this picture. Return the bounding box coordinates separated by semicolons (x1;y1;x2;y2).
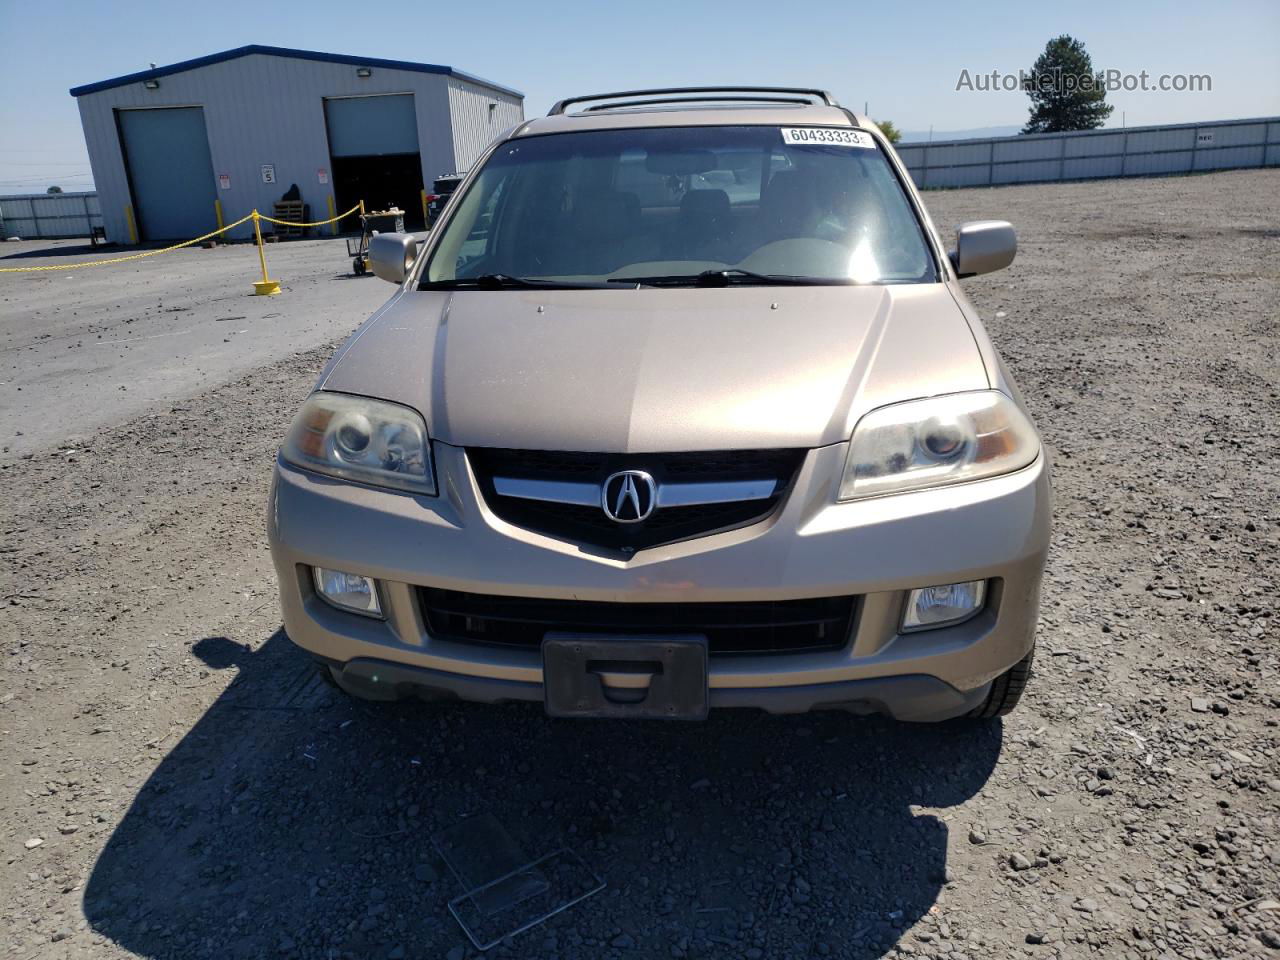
420;189;428;226
251;211;281;296
327;195;338;236
214;199;224;234
125;205;138;245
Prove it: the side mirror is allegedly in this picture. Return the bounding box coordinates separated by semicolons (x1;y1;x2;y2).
369;233;418;284
949;221;1016;278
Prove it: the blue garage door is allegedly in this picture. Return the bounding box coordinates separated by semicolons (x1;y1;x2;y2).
324;94;420;157
117;107;218;240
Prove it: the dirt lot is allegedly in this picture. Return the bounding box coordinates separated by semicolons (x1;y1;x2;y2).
1;169;1277;960
0;236;394;460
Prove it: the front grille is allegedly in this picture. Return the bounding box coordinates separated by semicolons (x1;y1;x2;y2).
420;588;857;655
468;447;806;551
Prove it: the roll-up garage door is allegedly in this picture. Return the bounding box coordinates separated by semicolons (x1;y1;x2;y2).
324;94;425;230
324;94;420;157
117;107;218;240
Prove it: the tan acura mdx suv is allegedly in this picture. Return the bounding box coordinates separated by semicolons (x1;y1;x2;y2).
268;87;1051;722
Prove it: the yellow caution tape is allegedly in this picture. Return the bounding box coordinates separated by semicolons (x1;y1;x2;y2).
257;204;362;228
0;213;255;273
0;202;364;274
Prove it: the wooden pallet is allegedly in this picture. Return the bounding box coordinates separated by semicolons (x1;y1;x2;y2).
272;201;310;238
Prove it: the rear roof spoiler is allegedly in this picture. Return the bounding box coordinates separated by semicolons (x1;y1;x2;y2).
548;86;839;116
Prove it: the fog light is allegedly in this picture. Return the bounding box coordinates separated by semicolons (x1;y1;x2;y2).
901;580;986;632
313;567;383;618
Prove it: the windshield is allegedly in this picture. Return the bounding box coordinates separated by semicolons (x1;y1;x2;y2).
422;125;937;286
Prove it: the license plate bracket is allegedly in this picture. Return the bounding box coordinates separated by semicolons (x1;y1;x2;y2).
542;634;708;720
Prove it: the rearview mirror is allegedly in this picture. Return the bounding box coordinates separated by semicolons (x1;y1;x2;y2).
644;150;718;176
950;221;1016;278
369;233;418;284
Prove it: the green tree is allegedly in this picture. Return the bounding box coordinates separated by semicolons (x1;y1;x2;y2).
46;185;63;194
1021;35;1113;133
873;119;902;144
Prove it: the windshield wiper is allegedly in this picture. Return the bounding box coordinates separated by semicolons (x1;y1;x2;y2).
606;269;853;287
420;274;616;290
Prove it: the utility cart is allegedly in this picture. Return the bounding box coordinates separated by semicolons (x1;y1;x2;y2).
347;207;405;275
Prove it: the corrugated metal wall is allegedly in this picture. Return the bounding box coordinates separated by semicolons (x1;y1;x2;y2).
896;117;1280;189
75;53;523;243
0;192;103;238
446;79;524;173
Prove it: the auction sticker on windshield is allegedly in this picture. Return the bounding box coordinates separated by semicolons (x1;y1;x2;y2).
781;128;875;148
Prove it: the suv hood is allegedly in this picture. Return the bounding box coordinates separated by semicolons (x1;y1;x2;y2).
320;285;989;452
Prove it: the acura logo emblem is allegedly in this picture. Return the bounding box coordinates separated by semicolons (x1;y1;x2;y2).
602;470;657;523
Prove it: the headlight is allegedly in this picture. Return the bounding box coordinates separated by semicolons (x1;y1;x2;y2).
839;390;1038;501
281;392;436;495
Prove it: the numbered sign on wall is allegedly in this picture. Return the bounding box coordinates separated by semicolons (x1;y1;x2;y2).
261;164;276;184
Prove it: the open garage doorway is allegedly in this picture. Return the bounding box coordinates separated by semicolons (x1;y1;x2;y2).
324;94;425;231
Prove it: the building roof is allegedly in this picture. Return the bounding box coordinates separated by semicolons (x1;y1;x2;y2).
69;45;523;99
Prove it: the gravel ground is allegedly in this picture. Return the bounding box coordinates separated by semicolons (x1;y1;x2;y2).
1;168;1277;960
0;236;394;460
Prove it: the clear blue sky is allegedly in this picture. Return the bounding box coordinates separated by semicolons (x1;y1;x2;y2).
1;0;1277;192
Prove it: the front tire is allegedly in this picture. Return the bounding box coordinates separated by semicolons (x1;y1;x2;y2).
969;646;1034;718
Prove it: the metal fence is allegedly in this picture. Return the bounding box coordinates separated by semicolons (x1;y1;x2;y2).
0;192;103;239
897;116;1280;189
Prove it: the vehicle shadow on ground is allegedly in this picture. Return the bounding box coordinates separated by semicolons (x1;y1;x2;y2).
84;630;1002;959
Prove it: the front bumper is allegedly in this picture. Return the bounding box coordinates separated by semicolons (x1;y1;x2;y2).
268;442;1051;721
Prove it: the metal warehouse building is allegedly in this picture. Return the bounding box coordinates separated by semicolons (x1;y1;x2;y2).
71;45;524;243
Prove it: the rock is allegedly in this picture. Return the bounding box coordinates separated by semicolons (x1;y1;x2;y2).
51;929;72;942
689;778;711;790
968;829;987;845
1073;898;1099;913
1258;930;1280;950
445;947;465;960
612;933;636;948
414;863;438;883
24;837;44;849
388;947;406;959
1026;931;1052;944
1191;697;1211;713
1010;853;1033;871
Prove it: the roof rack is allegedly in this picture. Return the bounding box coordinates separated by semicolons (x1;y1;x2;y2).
548;86;839;116
584;95;817;112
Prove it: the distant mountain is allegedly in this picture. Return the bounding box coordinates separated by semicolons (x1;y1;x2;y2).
899;124;1022;143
